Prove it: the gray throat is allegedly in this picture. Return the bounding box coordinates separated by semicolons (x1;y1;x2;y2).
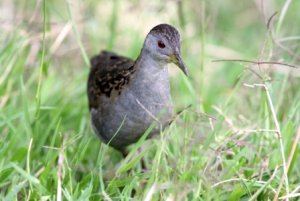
131;50;172;105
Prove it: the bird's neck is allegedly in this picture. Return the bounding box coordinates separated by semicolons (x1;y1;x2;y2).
129;50;171;98
136;49;168;78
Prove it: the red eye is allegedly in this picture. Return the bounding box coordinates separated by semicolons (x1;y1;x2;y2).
157;40;166;48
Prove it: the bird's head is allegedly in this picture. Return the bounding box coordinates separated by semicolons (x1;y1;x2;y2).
143;24;188;76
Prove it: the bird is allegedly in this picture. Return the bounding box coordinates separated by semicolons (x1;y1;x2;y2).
87;24;188;157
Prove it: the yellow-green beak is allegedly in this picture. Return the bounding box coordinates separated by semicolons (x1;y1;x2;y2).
173;52;189;76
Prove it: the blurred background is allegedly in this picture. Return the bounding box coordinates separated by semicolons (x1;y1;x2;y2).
0;0;300;200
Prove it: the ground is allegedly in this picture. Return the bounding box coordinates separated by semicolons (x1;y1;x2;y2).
0;0;300;200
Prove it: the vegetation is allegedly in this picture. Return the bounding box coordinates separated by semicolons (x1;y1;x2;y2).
0;0;299;200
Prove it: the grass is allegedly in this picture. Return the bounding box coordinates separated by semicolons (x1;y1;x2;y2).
0;0;300;200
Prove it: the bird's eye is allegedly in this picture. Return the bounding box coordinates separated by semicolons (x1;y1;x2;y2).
157;40;166;48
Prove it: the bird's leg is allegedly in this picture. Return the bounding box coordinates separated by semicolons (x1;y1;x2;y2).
118;148;138;197
120;148;147;171
140;157;147;171
136;147;147;171
120;148;129;158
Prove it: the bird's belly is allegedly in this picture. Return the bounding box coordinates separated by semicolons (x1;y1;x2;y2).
91;90;173;149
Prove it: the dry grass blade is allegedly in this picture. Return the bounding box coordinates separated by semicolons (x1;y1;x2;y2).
275;126;300;200
260;83;290;200
57;136;67;201
212;59;299;69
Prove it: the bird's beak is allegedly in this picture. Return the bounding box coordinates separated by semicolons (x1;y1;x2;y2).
173;52;189;76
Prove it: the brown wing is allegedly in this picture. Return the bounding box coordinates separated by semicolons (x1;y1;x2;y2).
87;51;136;109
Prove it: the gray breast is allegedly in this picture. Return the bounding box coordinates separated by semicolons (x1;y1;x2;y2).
91;65;173;149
